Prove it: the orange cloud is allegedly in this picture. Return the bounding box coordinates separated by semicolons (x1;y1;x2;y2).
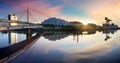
10;0;63;16
83;0;120;25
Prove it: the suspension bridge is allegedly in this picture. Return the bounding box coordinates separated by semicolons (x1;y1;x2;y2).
0;0;44;31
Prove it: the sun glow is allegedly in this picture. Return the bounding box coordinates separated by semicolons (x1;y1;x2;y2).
82;22;88;25
82;19;94;25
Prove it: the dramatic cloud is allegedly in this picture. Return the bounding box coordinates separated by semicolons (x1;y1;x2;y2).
82;0;120;25
0;0;120;24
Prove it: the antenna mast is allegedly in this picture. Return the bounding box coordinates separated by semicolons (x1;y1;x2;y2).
27;0;29;24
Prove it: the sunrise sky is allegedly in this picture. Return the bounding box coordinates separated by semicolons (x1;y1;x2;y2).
0;0;120;25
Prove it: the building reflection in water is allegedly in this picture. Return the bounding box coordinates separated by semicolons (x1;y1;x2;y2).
8;29;33;45
8;32;18;44
43;31;69;41
0;29;43;61
43;29;118;42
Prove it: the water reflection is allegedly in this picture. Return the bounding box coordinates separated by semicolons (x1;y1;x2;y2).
0;29;41;47
0;29;43;62
43;29;118;42
8;32;18;44
0;29;120;63
8;29;120;63
42;30;120;63
103;30;117;41
43;31;70;41
0;30;26;48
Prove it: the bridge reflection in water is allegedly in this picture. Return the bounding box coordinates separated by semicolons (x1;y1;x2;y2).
0;29;43;62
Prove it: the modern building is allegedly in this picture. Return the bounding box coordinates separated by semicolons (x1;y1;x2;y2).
8;14;18;26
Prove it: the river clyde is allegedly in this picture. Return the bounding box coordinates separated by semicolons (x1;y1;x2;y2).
0;29;120;63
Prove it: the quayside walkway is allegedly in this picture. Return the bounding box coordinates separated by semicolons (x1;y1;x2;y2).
0;25;43;31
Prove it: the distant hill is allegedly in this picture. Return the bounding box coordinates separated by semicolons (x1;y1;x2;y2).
41;17;71;27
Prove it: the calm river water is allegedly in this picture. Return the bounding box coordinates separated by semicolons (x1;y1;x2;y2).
1;29;120;63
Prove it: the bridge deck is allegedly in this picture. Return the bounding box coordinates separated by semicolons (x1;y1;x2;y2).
0;25;43;31
0;19;34;24
0;19;43;31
